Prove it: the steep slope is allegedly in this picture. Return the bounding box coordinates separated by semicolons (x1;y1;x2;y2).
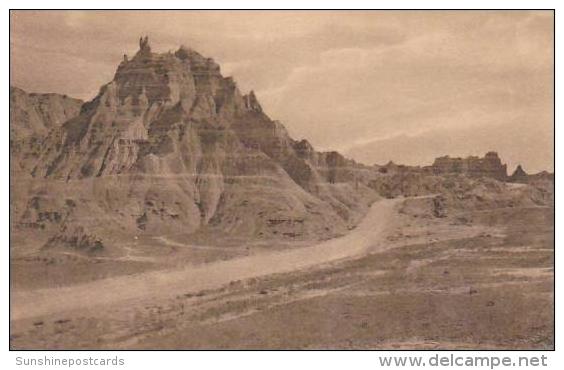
10;87;83;177
10;86;83;140
11;37;378;252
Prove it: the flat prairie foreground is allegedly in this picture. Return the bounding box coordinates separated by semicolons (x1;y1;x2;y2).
10;197;554;350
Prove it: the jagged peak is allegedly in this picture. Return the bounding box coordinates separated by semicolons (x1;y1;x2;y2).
512;164;527;176
132;35;152;59
10;85;81;102
243;90;262;112
139;35;150;51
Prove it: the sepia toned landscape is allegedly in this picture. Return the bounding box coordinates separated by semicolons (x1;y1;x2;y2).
9;11;554;350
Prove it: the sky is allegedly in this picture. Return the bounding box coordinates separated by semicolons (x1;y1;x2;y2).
10;10;554;173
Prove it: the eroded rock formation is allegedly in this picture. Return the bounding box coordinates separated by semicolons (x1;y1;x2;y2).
431;152;508;181
10;86;83;140
11;37;379;251
10;86;84;178
509;165;528;183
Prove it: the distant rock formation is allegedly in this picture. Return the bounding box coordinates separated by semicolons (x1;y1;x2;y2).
375;160;424;175
529;171;554;182
10;86;83;177
243;90;262;112
376;161;398;174
509;165;528;183
138;35;151;55
508;165;555;184
431;152;507;181
10;86;83;140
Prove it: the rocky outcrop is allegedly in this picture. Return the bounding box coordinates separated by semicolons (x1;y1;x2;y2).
11;37;379;250
10;86;84;178
10;86;83;140
507;165;555;186
431;152;508;181
509;165;528;183
43;225;104;255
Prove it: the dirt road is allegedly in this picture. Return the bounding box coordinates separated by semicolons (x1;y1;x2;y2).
11;198;403;321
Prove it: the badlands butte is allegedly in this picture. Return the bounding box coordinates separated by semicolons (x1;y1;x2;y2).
10;38;554;349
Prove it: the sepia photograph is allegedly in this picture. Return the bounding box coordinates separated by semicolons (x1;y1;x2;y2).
9;9;554;351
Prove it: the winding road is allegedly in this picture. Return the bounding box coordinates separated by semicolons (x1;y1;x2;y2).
11;197;402;321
